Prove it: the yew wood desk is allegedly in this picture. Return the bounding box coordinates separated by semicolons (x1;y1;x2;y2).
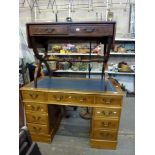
20;77;124;149
21;22;124;149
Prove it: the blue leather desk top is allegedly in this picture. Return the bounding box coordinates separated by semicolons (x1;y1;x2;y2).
28;77;116;92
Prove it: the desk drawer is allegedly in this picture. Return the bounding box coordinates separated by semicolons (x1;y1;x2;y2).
27;123;49;134
22;91;47;102
93;107;121;118
26;112;48;125
95;96;122;106
70;24;113;36
93;119;119;130
90;139;117;149
48;93;94;105
29;25;68;35
92;130;117;141
25;102;48;113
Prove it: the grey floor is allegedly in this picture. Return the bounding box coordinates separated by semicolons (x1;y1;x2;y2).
37;97;135;155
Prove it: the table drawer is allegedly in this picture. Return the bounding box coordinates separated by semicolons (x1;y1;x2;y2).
29;25;68;35
93;107;121;118
93;119;119;130
90;139;117;149
27;123;49;134
70;24;113;36
26;112;48;125
31;133;52;143
25;102;48;113
22;90;47;102
92;130;117;141
48;93;94;105
95;96;122;106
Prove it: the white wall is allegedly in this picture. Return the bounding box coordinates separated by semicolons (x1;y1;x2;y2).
19;0;135;38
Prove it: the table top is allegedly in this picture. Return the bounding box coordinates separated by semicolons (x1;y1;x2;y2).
25;77;116;92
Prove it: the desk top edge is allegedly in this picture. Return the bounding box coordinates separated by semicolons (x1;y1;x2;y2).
26;21;116;25
20;77;124;96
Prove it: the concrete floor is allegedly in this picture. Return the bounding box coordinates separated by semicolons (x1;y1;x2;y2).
37;97;135;155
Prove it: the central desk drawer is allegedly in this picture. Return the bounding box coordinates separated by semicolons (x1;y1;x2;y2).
27;123;49;134
25;102;48;113
94;107;121;118
48;93;94;105
26;112;48;125
93;118;119;130
95;96;122;106
22;90;47;102
29;25;68;35
92;130;117;141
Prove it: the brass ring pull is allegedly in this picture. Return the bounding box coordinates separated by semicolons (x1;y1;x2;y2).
29;93;38;99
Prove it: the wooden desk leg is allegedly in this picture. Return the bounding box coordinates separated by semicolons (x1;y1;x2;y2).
34;61;42;88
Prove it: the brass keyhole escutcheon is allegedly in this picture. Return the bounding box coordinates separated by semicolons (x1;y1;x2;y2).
29;93;38;99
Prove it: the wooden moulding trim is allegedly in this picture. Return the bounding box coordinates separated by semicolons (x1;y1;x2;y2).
23;100;123;108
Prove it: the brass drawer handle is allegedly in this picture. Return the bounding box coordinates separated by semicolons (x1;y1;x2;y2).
102;99;112;104
101;111;113;116
36;106;41;111
79;98;86;102
57;96;63;101
45;28;54;33
101;122;111;127
27;105;42;111
32;126;42;133
31;106;35;111
84;28;95;33
53;95;63;101
100;132;110;137
29;93;38;99
27;105;35;110
32;116;41;121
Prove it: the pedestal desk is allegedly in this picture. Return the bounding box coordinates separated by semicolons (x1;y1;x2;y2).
20;22;124;149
